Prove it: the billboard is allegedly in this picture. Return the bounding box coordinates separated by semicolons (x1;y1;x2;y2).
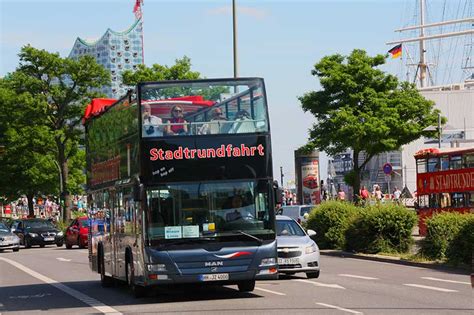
301;159;320;205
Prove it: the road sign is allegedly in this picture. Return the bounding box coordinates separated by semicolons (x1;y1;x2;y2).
383;163;392;175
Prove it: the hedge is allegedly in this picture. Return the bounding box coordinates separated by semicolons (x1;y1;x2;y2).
305;201;358;249
345;204;417;254
421;212;474;263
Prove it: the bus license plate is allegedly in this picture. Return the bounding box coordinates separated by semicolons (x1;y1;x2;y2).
200;273;229;281
278;258;299;265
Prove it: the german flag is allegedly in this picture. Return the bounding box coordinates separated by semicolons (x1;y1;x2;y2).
388;44;402;59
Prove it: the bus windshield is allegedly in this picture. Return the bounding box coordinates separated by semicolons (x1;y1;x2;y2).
139;79;268;137
146;179;274;242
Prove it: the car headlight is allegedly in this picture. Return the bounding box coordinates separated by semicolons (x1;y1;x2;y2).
305;243;318;254
57;231;63;236
146;264;166;272
13;235;20;242
260;257;276;266
28;233;38;237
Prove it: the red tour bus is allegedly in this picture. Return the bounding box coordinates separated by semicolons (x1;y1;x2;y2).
414;147;474;236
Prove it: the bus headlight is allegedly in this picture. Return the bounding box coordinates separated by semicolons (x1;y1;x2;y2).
305;243;318;254
146;264;166;272
260;258;276;266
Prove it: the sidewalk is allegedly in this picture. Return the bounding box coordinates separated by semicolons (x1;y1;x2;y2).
320;249;470;275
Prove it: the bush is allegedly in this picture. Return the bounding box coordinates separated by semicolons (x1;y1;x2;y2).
345;204;417;254
421;212;474;262
305;201;358;249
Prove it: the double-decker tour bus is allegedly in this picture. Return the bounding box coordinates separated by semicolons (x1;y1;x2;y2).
84;78;279;297
414;147;474;235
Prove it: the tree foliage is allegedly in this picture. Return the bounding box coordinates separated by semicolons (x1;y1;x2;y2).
299;49;443;195
0;45;110;218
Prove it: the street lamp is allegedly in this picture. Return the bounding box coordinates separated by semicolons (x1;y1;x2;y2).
232;0;238;79
53;160;64;220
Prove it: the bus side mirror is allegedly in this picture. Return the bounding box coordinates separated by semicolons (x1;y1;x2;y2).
273;180;283;204
133;183;144;201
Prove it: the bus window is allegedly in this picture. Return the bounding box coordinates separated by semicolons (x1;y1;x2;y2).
427;158;439;172
440;193;451;208
450;155;462;170
416;159;427;173
440;156;450;170
468;193;474;207
451;193;465;208
419;195;429;208
464;153;474;168
429;194;440;208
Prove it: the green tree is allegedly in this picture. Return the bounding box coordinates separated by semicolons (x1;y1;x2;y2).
0;45;110;219
299;49;442;197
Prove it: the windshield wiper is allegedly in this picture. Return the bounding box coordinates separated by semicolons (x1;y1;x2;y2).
231;230;263;245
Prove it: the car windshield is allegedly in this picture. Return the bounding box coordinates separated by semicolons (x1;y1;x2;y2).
0;222;9;232
24;220;55;229
146;179;274;242
276;219;305;237
300;206;313;216
79;220;89;228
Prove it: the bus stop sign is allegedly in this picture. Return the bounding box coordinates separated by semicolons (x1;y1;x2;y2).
383;163;392;175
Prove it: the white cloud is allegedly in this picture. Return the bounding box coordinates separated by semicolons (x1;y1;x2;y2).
207;5;269;20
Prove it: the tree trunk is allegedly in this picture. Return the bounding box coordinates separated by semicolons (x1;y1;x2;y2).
57;140;71;222
27;193;35;218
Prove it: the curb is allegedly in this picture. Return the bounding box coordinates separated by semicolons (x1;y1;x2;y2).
320;250;470;275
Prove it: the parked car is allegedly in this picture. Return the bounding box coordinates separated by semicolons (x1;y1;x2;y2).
11;219;64;248
276;215;320;278
65;217;89;249
0;222;20;252
276;205;314;224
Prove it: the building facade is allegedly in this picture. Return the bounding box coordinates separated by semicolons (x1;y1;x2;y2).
69;19;144;98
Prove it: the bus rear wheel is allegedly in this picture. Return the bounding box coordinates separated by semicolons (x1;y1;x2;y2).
237;280;255;292
126;258;146;298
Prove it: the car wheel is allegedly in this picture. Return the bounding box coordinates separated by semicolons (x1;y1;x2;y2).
306;271;320;279
126;257;146;298
100;252;113;287
78;236;85;249
237;280;255;292
66;242;72;249
13;248;19;252
25;237;32;248
56;241;63;247
40;244;45;248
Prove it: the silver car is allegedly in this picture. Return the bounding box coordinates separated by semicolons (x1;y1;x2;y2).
0;222;20;252
276;215;320;278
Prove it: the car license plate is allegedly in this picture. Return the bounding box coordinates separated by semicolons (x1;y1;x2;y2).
200;273;229;281
278;258;299;265
44;237;54;241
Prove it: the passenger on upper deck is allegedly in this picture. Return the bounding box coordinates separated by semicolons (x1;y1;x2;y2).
229;110;256;134
142;103;164;137
165;105;188;136
198;107;229;135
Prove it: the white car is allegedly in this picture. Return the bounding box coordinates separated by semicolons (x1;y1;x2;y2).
277;205;313;224
0;222;20;252
276;215;320;278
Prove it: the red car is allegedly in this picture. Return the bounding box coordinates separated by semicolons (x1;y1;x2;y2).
65;217;89;249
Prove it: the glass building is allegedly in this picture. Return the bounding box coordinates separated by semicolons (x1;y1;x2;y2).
68;19;144;98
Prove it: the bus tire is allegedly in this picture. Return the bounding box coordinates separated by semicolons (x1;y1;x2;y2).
126;257;145;298
237;280;255;292
99;249;113;287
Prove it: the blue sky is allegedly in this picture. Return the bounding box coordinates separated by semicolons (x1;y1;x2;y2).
1;0;470;186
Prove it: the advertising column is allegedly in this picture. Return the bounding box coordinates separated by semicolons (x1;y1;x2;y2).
294;150;320;205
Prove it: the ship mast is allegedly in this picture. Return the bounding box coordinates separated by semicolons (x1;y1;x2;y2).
387;1;474;88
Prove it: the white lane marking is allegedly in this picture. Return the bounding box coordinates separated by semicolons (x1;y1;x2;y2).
0;257;122;314
404;284;458;292
254;287;286;296
295;279;345;289
317;302;363;314
338;274;379;280
56;258;72;262
421;277;471;285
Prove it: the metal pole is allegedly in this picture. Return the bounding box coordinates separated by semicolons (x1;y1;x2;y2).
438;113;442;148
232;0;238;78
395;17;474;32
419;0;426;87
53;160;64;220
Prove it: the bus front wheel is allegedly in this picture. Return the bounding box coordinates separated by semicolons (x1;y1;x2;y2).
237;280;255;292
126;258;146;298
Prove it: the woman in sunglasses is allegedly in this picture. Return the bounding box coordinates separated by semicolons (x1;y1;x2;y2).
165;105;188;135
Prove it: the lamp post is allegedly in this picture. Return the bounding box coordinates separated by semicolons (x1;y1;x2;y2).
232;0;238;79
